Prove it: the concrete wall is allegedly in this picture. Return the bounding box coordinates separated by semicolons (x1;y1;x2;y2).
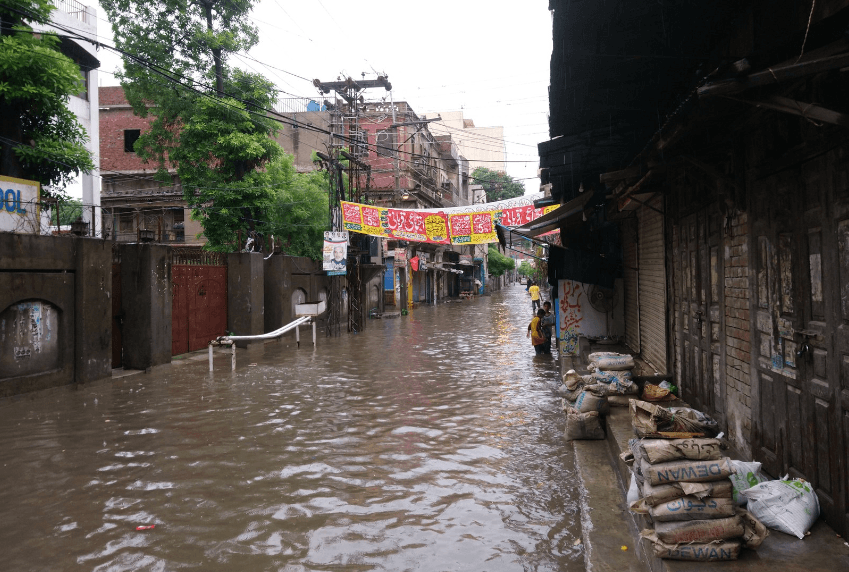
0;233;111;397
120;244;172;370
264;256;330;336
228;252;264;347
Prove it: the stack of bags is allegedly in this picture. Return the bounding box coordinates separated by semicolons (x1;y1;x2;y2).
626;436;769;561
587;352;640;406
560;369;608;441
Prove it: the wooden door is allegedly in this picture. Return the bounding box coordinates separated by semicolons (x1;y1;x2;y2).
751;155;846;535
677;210;722;419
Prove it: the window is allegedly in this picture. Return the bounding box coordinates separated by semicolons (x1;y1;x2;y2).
77;68;89;101
172;208;185;243
124;129;141;153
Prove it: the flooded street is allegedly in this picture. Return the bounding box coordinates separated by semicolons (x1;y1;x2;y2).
0;285;583;571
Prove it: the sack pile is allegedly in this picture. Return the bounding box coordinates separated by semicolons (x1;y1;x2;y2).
587;352;639;405
623;435;769;561
630;399;720;438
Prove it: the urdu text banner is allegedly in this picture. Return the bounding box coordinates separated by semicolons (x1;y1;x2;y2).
341;195;558;246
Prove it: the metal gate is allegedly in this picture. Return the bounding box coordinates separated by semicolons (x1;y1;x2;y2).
751;146;848;537
637;196;667;371
171;249;228;355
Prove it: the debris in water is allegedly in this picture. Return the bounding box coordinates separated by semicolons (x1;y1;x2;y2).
136;525;155;531
573;539;582;546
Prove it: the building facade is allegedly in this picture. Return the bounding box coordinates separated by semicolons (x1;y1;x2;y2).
541;0;849;536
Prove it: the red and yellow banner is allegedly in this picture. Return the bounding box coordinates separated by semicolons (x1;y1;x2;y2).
341;197;558;246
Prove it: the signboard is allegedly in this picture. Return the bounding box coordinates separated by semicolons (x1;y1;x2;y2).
340;192;560;246
394;248;407;267
0;176;41;234
322;231;348;276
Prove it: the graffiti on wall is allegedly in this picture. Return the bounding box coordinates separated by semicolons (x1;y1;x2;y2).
0;300;60;377
558;281;584;356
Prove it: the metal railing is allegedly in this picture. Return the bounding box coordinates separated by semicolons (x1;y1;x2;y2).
208;316;313;371
56;0;89;23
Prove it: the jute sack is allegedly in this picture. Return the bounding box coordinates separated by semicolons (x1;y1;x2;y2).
643;457;735;486
594;354;636;371
592;369;633;385
562;369;583;391
608;395;633;407
654;516;744;544
640;478;733;507
639;438;723;464
641;532;741;561
649;495;737;522
564;410;605;441
737;508;769;549
574;390;610;416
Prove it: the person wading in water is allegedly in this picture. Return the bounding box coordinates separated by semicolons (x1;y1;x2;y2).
527;308;547;355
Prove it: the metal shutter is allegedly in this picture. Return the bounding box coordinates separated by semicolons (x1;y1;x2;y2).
638;196;667;372
622;218;640;353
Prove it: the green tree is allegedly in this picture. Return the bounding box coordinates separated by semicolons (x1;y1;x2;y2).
265;154;329;259
102;0;287;250
517;260;534;277
471;167;525;202
0;0;94;196
56;198;82;225
487;245;515;277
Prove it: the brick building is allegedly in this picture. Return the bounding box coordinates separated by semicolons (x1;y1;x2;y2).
540;0;849;536
99;86;205;244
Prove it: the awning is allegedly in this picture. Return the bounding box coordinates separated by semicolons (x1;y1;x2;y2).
511;191;594;237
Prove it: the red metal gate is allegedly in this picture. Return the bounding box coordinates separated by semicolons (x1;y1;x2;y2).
171;250;227;355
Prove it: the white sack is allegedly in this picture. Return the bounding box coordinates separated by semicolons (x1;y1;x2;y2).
742;478;820;539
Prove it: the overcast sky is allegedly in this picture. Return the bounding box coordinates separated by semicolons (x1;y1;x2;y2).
79;0;552;199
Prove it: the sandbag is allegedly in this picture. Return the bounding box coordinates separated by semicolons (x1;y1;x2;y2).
574;390;610;416
639;438;723;464
643;457;735;485
628;438;647;488
582;383;610;397
649;495;737;522
608;395;633;407
630;400;718;437
641;532;741;561
737;508;769;549
592;369;633;385
669;407;719;434
728;460;768;505
562;369;583;391
595;354;635;371
626;474;641;504
654;516;744;544
564;410;605;441
742;478;820;539
641;478;732;507
587;351;621;362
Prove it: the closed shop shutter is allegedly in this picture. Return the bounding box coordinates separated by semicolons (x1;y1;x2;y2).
638;196;667;371
622;218;640;353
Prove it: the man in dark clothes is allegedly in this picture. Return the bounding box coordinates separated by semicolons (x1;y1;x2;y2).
540;301;556;354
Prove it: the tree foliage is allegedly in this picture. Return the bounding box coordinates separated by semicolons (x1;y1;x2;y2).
0;0;94;196
102;0;312;251
266;156;329;259
517;260;534;276
56;198;82;225
471;167;525;202
487;245;515;277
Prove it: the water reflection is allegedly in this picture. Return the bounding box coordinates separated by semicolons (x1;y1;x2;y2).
0;285;582;571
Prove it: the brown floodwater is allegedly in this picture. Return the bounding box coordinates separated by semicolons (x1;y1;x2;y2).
0;284;583;571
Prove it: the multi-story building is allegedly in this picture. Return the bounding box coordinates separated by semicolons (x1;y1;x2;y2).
423;110;507;174
99;86;205;244
38;0;101;235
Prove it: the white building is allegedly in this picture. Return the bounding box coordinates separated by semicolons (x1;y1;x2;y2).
36;0;101;235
